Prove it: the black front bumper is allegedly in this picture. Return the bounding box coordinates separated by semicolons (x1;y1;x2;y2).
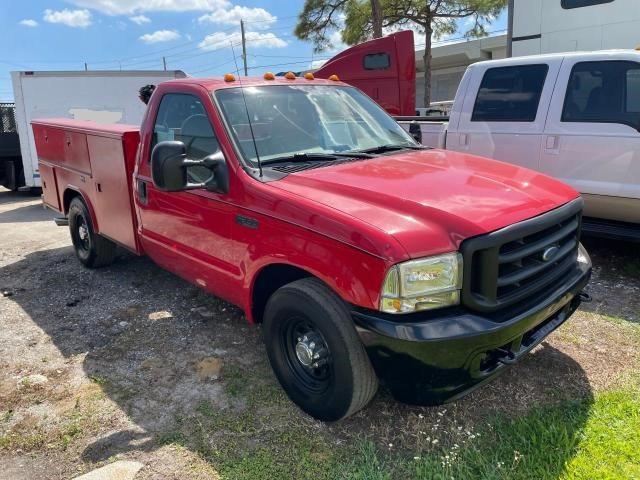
352;260;591;405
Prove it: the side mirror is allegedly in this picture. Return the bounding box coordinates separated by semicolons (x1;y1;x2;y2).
409;121;422;144
151;141;229;194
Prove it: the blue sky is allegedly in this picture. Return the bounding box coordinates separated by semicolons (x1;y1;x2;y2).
0;1;507;102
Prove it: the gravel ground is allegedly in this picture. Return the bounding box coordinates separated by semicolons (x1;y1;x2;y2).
0;186;638;479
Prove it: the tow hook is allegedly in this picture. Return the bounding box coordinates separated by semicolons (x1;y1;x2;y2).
578;291;592;303
495;348;518;366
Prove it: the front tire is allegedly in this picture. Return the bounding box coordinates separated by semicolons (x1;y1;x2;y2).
263;278;378;421
68;197;117;268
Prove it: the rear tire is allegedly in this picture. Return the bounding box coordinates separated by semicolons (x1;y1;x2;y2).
263;278;378;421
68;197;117;268
2;160;23;192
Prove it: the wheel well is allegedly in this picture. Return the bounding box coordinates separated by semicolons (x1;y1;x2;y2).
251;264;312;323
63;189;82;214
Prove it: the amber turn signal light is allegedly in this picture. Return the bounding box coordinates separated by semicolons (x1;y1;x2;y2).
224;73;236;82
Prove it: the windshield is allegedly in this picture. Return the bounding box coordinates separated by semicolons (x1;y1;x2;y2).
215;85;417;166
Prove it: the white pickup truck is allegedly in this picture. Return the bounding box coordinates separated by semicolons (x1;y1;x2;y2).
398;51;640;241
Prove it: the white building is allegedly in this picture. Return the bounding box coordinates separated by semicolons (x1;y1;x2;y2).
416;35;507;105
511;0;640;57
418;0;640;104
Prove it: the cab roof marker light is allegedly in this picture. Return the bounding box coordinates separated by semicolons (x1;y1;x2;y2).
224;73;236;82
304;72;314;80
264;72;275;80
328;74;339;81
284;71;296;80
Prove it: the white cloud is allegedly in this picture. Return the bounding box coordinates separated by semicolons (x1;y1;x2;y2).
244;31;288;48
139;29;181;43
327;31;346;52
65;0;227;16
310;59;328;69
198;5;276;28
199;30;287;51
129;14;151;25
44;9;92;28
19;19;39;27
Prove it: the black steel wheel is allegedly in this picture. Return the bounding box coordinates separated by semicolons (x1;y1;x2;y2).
263;278;378;421
68;197;117;268
282;317;333;395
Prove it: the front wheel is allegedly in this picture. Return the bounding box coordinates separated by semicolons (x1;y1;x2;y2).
263;278;378;421
68;197;117;268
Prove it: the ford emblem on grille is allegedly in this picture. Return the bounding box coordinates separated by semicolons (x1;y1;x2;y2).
542;246;560;262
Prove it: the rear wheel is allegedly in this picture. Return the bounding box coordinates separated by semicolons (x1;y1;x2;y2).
1;160;24;191
263;278;378;421
68;197;117;268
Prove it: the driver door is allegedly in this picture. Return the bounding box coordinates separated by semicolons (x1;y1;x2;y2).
136;92;240;301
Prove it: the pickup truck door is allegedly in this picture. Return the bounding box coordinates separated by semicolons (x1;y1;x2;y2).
541;56;640;223
134;91;243;305
450;59;561;170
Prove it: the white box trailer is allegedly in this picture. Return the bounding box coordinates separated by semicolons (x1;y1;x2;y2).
511;0;640;57
11;70;186;188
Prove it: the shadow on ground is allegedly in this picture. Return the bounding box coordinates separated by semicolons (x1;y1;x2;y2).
580;236;640;324
0;203;55;223
0;188;40;205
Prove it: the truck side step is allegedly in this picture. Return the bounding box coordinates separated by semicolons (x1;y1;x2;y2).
582;217;640;243
54;217;69;226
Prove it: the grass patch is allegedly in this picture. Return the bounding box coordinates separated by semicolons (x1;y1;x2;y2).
157;383;639;480
0;430;47;451
0;382;109;453
88;375;108;386
408;387;640;480
602;314;640;332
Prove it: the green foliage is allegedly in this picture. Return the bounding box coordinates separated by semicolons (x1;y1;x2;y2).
294;0;351;52
296;0;507;50
295;0;507;104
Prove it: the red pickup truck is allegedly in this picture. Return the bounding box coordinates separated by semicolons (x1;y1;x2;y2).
33;74;591;421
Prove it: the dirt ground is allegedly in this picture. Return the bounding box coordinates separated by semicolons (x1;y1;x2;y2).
0;187;638;479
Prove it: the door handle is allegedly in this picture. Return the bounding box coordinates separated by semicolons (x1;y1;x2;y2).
137;179;148;205
545;135;559;152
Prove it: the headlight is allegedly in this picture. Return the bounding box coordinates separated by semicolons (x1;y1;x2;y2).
380;253;463;314
577;243;590;265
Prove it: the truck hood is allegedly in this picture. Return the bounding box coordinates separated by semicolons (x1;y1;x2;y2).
273;149;580;258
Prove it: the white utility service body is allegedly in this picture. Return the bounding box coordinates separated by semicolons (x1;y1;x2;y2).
11;70;186;188
399;50;640;234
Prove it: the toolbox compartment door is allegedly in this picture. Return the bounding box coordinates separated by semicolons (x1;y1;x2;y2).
39;163;60;211
87;134;138;251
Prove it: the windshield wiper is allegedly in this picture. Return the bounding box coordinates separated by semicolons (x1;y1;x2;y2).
354;144;430;155
262;151;373;165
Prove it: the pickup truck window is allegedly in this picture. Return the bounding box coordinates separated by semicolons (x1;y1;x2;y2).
152;93;219;182
562;61;640;129
215;85;415;167
561;0;614;9
471;64;548;122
